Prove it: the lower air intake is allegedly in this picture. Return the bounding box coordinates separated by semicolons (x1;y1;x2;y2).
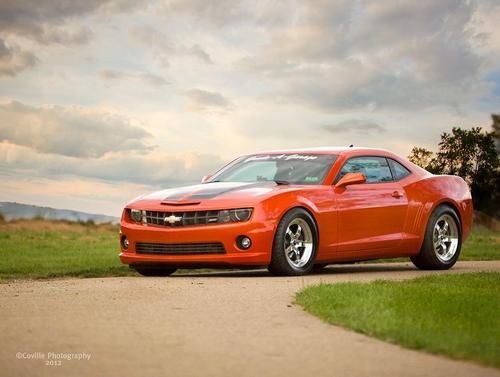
135;242;226;255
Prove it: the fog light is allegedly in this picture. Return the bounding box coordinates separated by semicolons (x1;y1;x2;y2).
121;236;129;250
237;236;252;250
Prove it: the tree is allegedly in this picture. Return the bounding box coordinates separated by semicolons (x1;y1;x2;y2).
409;125;500;218
408;147;434;171
432;127;498;186
493;114;500;153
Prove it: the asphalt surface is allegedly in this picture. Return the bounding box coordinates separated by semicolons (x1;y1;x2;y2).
1;261;499;377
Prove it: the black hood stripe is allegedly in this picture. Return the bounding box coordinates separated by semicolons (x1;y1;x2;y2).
163;182;273;201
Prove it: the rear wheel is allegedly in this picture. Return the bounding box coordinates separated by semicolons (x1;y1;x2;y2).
411;205;461;270
268;208;318;276
132;265;177;276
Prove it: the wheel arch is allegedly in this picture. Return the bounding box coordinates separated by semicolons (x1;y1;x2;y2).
275;204;320;246
411;200;463;270
415;199;463;252
430;199;463;233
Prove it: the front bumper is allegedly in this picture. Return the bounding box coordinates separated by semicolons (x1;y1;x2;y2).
119;219;275;267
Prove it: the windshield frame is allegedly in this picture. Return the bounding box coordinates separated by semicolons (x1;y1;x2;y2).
208;153;338;185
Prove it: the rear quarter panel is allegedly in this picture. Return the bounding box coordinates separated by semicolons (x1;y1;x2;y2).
404;175;473;252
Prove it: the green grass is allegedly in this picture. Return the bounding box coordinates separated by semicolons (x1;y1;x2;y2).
461;225;500;260
0;221;135;281
0;220;223;281
296;273;500;368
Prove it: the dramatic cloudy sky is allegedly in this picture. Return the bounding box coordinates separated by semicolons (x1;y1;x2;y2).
1;0;499;216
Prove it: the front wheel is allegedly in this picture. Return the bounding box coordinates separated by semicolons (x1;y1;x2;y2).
132;265;178;277
411;205;461;270
268;208;318;276
313;263;329;271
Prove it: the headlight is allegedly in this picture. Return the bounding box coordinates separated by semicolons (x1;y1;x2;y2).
230;208;253;222
218;210;231;223
219;208;252;223
130;209;143;222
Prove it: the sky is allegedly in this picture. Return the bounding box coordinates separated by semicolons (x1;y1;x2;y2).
0;0;499;216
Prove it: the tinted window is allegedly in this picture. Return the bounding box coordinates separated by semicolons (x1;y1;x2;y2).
211;154;337;185
388;159;411;180
338;156;393;183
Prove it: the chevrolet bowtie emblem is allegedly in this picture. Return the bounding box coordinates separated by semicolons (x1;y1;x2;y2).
164;215;182;225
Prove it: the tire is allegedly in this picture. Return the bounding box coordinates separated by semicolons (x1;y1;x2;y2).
132;265;178;277
268;208;318;276
313;263;329;271
411;205;462;270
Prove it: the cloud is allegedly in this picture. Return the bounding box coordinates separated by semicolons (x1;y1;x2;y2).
0;0;140;76
0;38;38;76
161;0;249;27
184;89;234;112
138;73;169;87
0;101;154;158
129;25;212;67
186;44;213;64
238;0;492;112
0;141;225;187
99;69;123;80
33;25;93;45
0;0;138;42
323;120;387;135
99;69;169;87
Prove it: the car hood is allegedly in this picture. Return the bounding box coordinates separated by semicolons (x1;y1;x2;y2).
128;182;302;208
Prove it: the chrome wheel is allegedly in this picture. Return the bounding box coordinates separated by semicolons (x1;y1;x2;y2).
284;218;314;268
433;214;459;262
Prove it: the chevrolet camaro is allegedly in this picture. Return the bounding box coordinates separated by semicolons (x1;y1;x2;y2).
119;147;473;276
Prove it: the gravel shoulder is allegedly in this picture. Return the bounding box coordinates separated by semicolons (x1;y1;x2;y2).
1;261;499;377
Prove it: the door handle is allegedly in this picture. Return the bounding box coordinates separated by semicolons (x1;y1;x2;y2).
391;191;404;199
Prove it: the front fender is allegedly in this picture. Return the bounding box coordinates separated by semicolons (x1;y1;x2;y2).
259;188;336;257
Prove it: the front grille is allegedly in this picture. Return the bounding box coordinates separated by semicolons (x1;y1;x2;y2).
144;210;223;227
136;242;226;255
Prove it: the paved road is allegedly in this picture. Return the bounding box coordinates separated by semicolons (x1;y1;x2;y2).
1;261;499;377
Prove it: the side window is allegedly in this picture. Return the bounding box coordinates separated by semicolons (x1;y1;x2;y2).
338;157;393;183
388;159;411;180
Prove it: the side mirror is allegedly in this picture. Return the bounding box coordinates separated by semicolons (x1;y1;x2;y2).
201;175;211;183
335;172;366;188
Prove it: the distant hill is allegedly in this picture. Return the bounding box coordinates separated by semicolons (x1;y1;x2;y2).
0;202;119;224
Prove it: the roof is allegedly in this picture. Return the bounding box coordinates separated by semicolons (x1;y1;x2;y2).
252;146;393;155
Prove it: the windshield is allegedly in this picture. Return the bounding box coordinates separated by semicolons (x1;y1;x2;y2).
210;154;337;185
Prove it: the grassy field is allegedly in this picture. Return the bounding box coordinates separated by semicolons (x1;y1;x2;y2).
460;225;500;260
0;220;134;281
0;220;498;281
296;272;500;368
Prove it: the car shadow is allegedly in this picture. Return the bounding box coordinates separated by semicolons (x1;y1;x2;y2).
173;262;417;278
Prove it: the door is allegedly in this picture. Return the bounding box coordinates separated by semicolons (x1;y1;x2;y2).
334;156;408;252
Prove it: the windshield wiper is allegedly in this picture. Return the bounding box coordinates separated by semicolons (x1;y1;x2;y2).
274;180;290;185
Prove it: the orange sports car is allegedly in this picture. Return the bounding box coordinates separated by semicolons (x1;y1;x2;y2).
119;147;473;276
